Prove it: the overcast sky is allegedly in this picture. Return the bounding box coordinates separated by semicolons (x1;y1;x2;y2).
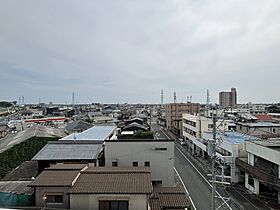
0;0;280;104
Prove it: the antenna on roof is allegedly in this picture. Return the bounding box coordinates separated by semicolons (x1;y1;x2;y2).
173;92;177;103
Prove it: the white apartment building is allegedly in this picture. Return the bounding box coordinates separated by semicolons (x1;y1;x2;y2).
105;139;175;187
182;113;235;157
236;139;280;204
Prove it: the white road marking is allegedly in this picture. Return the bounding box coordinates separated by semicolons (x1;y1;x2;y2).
176;146;232;210
174;167;197;210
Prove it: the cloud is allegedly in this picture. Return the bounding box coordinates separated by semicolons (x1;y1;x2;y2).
0;0;279;104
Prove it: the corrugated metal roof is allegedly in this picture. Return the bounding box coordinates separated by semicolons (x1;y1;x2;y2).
203;131;258;144
32;143;103;160
61;125;116;141
0;181;33;195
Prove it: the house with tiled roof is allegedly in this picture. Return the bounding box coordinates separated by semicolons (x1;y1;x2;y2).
29;164;190;210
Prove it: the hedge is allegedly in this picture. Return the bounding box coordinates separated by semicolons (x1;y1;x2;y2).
0;136;58;179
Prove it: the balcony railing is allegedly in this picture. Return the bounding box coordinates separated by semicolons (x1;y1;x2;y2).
236;158;280;189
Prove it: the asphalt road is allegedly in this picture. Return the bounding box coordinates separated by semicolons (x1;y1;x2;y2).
151;123;171;139
151;123;237;210
152;123;274;210
175;145;237;210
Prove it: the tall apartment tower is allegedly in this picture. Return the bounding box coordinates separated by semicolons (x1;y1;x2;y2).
219;88;237;108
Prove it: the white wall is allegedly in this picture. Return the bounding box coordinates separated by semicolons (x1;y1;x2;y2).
105;141;174;187
70;194;148;210
246;141;280;166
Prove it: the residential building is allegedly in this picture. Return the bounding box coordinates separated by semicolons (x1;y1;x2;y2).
32;141;104;172
203;131;257;183
268;113;280;123
69;167;152;210
236;139;280;204
0;181;33;207
219;88;237;108
105;139;175;187
64;120;92;134
0;123;9;138
60;125;117;141
149;186;190;210
30;164;190;210
29;164;87;209
165;103;200;136
236;122;280;138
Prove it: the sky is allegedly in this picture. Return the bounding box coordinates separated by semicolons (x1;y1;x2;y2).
0;0;280;104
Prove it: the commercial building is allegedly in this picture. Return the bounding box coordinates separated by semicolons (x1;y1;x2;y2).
165;103;200;136
203;131;257;183
219;88;237;108
182;113;236;155
236;139;280;204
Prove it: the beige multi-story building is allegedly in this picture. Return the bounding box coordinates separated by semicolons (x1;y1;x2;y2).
165;103;200;136
219;88;237;108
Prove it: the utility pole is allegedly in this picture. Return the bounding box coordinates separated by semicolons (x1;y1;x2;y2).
208;113;232;210
206;89;210;117
211;115;217;210
161;89;163;108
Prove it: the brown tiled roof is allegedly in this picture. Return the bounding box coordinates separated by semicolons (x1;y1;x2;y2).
29;170;80;187
149;186;190;210
156;194;190;208
46;163;88;171
68;167;152;194
84;166;150;174
253;114;273;122
153;185;185;194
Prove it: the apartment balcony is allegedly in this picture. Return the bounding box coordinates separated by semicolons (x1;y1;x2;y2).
236;158;280;190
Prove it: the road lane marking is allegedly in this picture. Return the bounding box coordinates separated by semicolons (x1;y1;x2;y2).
174;167;197;210
176;146;232;210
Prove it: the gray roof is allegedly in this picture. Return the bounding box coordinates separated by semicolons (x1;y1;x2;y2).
61;125;116;141
32;142;103;160
65;120;92;133
0;181;33;195
203;131;258;144
123;122;147;131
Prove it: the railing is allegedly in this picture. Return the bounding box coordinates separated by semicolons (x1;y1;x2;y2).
236;158;280;189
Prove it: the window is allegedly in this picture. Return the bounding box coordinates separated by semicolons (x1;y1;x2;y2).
154;147;167;151
46;195;63;204
248;175;254;187
112;161;118;167
133;161;138;167
152;180;162;186
99;200;128;210
144;161;150;167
